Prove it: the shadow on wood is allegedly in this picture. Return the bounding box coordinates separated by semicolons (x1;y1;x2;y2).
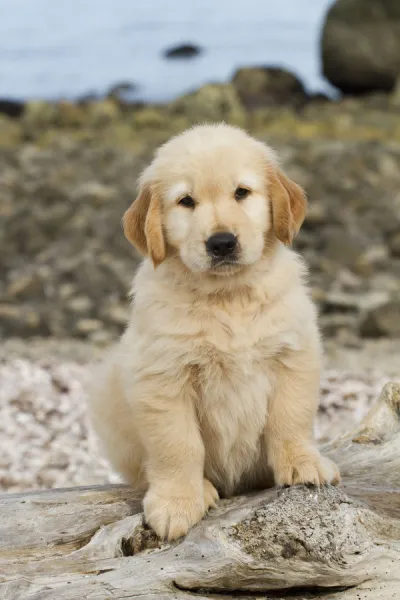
1;383;400;599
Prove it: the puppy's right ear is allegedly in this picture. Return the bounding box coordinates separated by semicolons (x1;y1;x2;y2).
123;181;166;267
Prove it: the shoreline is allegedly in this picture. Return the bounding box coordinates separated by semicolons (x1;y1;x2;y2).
0;69;338;114
0;66;335;119
1;65;399;151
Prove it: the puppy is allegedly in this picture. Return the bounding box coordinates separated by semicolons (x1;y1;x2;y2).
88;123;340;541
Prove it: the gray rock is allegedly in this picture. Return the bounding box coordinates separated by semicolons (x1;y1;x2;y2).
322;0;400;93
6;273;42;299
360;300;400;337
231;67;306;109
67;296;94;314
304;201;328;227
71;182;117;205
169;84;246;125
322;228;366;268
102;304;130;326
0;303;42;336
355;245;390;276
389;232;400;257
75;318;103;336
163;44;202;59
319;313;359;337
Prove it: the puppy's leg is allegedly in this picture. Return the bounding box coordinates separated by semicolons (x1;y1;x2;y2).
88;361;146;489
265;353;340;487
136;384;215;541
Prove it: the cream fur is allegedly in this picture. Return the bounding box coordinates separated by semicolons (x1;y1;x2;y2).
88;123;340;542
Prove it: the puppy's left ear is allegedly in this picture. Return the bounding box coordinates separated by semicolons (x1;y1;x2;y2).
123;181;166;267
269;167;307;246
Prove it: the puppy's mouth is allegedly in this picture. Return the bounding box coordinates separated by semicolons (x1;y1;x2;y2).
211;256;238;267
209;256;243;275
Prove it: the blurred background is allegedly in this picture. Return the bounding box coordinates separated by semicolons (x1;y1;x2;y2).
0;0;399;493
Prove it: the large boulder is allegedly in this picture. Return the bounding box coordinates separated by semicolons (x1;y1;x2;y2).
321;0;400;93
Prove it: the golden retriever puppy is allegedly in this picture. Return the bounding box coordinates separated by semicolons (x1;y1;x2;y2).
88;123;340;541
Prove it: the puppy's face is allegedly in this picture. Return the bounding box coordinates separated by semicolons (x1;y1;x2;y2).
158;133;272;275
124;125;307;275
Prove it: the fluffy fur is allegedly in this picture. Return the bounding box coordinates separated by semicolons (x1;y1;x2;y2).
88;123;340;541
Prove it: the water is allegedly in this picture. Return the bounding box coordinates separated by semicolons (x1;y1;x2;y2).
0;0;334;103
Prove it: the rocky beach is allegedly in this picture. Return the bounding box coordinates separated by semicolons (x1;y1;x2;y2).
2;73;400;344
1;0;400;492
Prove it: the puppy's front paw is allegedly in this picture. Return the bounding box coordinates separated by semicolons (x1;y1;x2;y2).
143;484;206;541
272;445;340;487
203;478;219;510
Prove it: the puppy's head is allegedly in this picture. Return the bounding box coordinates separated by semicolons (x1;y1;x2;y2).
124;124;306;274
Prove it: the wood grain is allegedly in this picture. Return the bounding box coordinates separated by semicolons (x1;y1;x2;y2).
1;383;400;600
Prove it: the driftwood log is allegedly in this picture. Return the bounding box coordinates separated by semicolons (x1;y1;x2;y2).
1;383;400;600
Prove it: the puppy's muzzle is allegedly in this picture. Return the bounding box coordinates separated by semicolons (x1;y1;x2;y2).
206;232;238;260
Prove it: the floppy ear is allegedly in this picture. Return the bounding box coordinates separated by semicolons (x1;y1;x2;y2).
269;167;307;246
123;182;166;267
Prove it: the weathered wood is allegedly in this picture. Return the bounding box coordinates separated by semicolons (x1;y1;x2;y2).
1;383;400;600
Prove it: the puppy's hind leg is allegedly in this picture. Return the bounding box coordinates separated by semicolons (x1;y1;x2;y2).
87;361;146;490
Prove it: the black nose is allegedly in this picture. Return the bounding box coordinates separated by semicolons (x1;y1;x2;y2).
206;232;237;258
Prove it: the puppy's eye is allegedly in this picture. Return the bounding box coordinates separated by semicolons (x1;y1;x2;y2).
178;195;195;208
235;187;250;201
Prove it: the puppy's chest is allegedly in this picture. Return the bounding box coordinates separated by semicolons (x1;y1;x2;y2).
190;301;280;483
193;299;286;377
188;300;287;423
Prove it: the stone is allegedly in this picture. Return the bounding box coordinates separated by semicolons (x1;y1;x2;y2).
169;83;247;125
59;284;77;300
0;116;21;146
103;304;130;326
369;273;400;294
319;291;362;313
133;107;168;130
107;82;138;103
232;67;306;109
319;313;359;337
56;101;86;127
389;232;400;257
86;100;121;127
22;101;58;136
322;228;365;268
7;273;41;298
336;269;363;291
163;44;202;59
0;304;41;336
322;0;400;93
389;77;400;107
335;328;362;348
89;329;115;345
0;99;24;118
75;318;103;336
71;182;116;205
355;245;390;276
67;296;94;314
303;202;328;229
360;300;400;337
